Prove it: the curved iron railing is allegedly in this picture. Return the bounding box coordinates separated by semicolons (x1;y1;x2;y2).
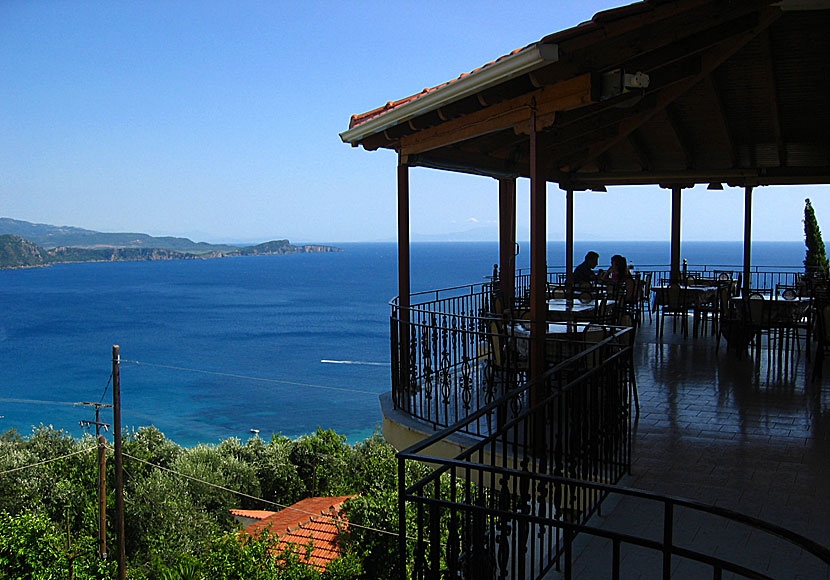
398;326;637;579
397;346;830;579
387;268;804;436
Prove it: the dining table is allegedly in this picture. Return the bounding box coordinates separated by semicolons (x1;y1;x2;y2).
651;284;719;307
730;294;812;356
651;284;721;337
546;298;615;322
510;321;603;364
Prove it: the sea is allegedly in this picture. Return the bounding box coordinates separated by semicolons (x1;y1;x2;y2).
0;241;806;447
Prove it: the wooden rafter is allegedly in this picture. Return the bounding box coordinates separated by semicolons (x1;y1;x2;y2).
704;74;738;168
628;129;652;171
562;6;782;174
759;28;786;167
399;74;592;156
665;104;694;169
532;1;765;87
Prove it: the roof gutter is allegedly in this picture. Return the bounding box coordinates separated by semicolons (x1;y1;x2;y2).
339;42;560;145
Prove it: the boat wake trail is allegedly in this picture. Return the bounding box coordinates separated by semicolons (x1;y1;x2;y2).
320;360;389;367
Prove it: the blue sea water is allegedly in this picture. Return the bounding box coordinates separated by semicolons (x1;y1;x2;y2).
0;241;805;447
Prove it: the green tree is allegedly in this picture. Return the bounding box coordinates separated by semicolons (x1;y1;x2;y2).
0;511;115;579
804;198;829;278
289;428;353;497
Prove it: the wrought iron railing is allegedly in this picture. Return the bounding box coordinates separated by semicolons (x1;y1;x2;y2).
390;282;495;434
398;326;636;579
396;332;830;579
387;267;804;434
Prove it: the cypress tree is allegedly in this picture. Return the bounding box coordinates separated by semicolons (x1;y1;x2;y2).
803;198;829;278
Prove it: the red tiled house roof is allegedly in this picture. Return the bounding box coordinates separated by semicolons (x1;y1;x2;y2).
230;509;278;520
242;495;354;571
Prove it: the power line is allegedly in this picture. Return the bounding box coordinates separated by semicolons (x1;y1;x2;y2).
99;372;113;403
0;446;96;476
0;397;80;407
119;359;381;396
118;449;413;541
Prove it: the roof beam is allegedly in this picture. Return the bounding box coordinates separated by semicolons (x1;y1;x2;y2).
629;129;652;171
705;74;738;168
561;166;830;187
563;6;782;173
759;28;786;167
399;74;592;156
532;1;766;87
665;105;694;169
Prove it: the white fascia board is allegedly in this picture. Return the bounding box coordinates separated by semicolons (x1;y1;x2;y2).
339;42;559;145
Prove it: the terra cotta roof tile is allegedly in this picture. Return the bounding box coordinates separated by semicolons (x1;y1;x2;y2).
241;495;355;571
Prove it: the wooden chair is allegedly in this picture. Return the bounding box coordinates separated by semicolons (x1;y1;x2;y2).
616;313;639;416
811;293;830;381
637;272;653;324
745;292;773;359
657;282;689;338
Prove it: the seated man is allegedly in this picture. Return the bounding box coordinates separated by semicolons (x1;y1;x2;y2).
572;251;599;287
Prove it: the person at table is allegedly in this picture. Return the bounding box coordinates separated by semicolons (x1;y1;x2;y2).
572;251;600;287
600;255;636;300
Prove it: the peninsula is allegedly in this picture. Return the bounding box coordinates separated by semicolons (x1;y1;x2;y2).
0;218;341;269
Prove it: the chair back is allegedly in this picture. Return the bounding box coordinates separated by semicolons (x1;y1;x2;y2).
551;286;568;299
488;319;505;367
746;292;768;327
666;282;685;310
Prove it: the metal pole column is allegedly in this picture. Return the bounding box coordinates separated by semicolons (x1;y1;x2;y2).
743;186;753;296
670;187;682;282
397;157;411;412
529;105;547;427
112;345;126;580
566;188;574;284
499;178;517;308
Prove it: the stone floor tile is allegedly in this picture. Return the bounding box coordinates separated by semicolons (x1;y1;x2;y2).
565;315;830;578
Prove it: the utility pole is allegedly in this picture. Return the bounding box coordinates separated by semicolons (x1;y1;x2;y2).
112;345;126;580
77;401;112;560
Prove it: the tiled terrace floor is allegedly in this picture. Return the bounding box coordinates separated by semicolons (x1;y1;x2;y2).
553;314;830;579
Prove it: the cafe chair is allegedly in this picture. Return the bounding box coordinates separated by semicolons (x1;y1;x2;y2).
745;292;776;360
616;313;639;417
811;293;830;382
550;285;569;299
636;272;653;324
657;282;689;338
487;318;528;391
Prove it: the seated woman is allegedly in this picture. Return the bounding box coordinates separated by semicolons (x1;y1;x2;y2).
600;254;636;302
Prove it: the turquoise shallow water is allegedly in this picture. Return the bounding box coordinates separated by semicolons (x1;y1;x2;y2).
0;241;805;446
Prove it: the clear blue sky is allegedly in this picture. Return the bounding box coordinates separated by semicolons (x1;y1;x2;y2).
2;1;828;244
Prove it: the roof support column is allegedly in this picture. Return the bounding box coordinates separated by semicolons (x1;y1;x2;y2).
397;156;411;412
743;186;753;296
499;178;517;309
566;189;574;284
670;187;682;282
529;107;547;434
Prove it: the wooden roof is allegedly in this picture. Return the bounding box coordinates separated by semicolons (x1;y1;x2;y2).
341;0;830;190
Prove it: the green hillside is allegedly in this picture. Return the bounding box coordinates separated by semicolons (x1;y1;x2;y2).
0;217;239;253
0;219;341;269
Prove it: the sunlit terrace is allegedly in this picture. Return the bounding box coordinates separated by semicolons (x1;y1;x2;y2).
341;0;830;576
384;267;829;578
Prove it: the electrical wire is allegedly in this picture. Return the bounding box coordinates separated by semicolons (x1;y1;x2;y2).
0;397;80;407
0;446;96;476
118;448;417;541
99;372;113;403
119;359;380;396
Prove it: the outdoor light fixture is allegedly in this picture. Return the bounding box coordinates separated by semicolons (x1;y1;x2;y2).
600;69;650;100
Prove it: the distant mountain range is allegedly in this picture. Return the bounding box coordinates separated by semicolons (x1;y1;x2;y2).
0;218;341;269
